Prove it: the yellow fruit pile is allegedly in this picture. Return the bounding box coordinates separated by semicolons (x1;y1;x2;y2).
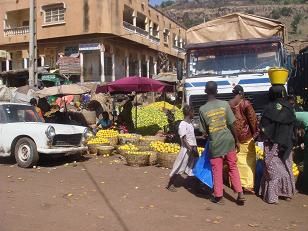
87;137;110;145
132;101;183;135
96;129;119;138
126;151;151;155
150;141;180;154
293;163;299;177
119;144;139;151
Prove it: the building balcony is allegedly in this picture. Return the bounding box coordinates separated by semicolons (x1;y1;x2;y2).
4;26;29;36
123;21;149;37
149;35;160;44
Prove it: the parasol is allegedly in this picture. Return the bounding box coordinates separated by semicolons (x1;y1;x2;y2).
96;76;174;130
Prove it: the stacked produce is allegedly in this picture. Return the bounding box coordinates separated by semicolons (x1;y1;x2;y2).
150;141;180;154
96;129;119;138
126;151;151;155
118;144;139;152
132;101;183;135
87;137;110;145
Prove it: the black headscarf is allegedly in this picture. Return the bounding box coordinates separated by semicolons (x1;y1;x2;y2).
260;85;296;160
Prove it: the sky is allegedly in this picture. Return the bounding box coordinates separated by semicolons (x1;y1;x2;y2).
149;0;165;5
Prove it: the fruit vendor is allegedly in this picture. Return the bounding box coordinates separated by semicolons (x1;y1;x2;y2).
295;112;308;194
167;105;198;192
118;95;134;132
96;111;112;129
199;81;245;205
229;85;258;194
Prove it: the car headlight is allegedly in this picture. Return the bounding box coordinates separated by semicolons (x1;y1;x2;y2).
83;128;94;140
45;126;56;140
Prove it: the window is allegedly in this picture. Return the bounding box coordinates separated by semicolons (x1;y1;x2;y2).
43;5;65;24
173;33;178;47
163;29;170;44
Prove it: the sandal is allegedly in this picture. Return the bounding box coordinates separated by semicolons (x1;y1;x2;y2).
236;195;246;205
210;196;225;205
243;188;255;194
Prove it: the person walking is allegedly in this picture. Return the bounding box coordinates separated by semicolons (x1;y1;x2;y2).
259;85;296;204
229;85;258;193
167;105;198;192
199;81;245;205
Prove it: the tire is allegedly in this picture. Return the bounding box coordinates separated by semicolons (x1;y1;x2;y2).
14;137;39;168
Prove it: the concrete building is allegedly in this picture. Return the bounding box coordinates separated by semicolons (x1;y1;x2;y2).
0;0;186;83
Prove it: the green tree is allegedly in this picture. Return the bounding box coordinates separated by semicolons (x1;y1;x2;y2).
160;0;175;8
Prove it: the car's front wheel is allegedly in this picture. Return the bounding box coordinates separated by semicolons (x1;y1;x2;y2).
14;137;39;168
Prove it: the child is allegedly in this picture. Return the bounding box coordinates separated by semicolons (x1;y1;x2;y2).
167;105;198;192
96;111;112;129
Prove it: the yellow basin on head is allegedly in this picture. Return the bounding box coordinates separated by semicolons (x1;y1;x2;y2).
268;67;289;85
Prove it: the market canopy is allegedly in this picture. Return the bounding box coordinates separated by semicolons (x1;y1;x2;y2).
35;84;90;97
187;13;286;44
152;72;177;83
96;76;174;94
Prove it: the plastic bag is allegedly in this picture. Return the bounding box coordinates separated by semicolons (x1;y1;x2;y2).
193;142;213;188
255;159;264;193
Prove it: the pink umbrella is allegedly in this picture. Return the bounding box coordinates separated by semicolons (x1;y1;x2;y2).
95;76;174;130
96;76;174;94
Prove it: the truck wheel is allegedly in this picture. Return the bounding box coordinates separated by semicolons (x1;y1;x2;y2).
14;137;39;168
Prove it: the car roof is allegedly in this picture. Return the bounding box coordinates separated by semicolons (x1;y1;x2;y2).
0;102;31;106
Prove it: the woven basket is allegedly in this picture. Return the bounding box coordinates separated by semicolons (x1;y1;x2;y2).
157;152;177;169
118;136;140;145
107;137;118;146
97;146;114;156
126;154;150;167
139;136;166;146
137;145;151;152
148;151;158;166
88;145;98;155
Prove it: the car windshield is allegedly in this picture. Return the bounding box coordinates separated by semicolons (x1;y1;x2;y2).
188;42;282;77
2;104;42;123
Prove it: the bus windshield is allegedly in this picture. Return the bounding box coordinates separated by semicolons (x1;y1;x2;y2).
188;42;282;77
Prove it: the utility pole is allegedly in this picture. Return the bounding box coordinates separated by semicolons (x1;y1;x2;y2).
29;0;37;87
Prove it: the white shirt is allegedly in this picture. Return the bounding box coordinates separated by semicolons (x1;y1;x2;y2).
178;120;197;146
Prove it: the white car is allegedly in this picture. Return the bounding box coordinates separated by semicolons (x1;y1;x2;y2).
0;102;90;168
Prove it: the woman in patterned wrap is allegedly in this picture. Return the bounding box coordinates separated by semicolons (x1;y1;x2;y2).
259;85;296;204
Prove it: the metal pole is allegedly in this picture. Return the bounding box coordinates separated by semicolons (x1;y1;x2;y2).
29;0;37;87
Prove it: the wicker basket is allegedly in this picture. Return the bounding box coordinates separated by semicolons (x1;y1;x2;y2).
88;145;98;155
97;146;114;156
148;151;158;166
137;145;151;152
107;137;118;146
118;136;140;145
126;153;150;167
157;152;177;169
139;136;166;146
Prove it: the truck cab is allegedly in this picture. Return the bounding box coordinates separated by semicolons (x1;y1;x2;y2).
184;37;285;125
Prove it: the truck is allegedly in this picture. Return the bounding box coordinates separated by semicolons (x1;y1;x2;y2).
182;13;287;126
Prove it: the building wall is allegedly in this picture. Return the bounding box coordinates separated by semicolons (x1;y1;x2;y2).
0;0;186;82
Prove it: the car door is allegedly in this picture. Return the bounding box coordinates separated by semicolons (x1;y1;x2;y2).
0;106;5;154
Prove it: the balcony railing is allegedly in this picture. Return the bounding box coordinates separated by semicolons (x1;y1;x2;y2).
4;26;29;36
123;21;135;32
135;27;148;37
150;35;160;44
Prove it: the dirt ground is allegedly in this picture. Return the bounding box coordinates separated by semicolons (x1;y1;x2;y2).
1;154;308;231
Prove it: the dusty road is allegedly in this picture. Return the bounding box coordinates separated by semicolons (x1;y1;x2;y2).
1;154;308;231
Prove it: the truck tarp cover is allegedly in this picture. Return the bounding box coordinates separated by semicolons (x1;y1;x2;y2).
187;13;285;44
